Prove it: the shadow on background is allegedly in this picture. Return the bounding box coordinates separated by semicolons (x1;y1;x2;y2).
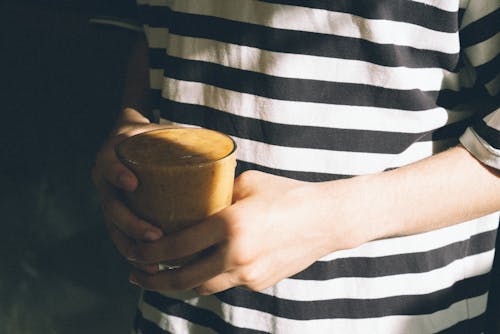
2;1;140;333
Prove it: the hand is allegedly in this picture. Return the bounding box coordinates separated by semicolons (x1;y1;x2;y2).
121;144;500;294
92;108;171;268
127;170;360;294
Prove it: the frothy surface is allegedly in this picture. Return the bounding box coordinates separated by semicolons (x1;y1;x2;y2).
117;128;235;166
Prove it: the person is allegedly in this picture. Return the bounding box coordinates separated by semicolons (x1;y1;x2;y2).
92;1;500;333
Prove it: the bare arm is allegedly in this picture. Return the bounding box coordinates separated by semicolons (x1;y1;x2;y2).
314;145;500;250
127;144;500;293
120;33;152;124
95;26;500;295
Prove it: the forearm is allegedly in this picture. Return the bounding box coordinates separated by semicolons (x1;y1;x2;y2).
314;145;500;250
120;33;151;122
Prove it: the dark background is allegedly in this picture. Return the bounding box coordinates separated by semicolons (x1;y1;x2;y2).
2;1;140;333
1;1;499;333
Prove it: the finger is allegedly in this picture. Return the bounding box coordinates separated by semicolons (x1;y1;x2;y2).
130;215;227;264
231;174;249;203
104;217;135;258
93;135;138;192
101;190;163;242
129;245;228;292
231;170;263;202
130;262;161;274
194;271;238;295
105;216;163;265
103;159;138;192
196;260;277;295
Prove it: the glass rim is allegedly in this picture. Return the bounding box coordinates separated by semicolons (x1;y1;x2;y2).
115;127;237;167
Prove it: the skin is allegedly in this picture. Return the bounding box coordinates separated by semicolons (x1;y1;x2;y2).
92;108;500;295
92;34;500;295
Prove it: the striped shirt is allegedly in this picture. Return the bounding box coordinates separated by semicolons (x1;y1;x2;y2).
133;1;500;333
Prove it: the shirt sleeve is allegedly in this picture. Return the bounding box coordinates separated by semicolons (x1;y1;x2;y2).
88;0;143;32
458;0;500;169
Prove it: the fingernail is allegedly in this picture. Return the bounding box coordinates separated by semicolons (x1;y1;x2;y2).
144;229;162;241
119;173;134;190
127;251;137;261
129;274;139;286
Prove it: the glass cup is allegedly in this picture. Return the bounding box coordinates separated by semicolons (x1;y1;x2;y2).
116;127;237;268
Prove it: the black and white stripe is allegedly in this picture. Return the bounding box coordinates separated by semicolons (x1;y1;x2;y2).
133;0;500;332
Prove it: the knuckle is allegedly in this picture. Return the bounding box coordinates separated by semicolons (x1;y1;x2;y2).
238;266;260;287
224;214;243;239
225;224;254;266
232;250;253;267
220;208;249;240
235;170;257;186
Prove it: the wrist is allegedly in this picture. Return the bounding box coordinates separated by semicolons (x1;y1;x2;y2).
112;108;151;135
311;175;386;252
313;146;500;255
119;107;151;124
